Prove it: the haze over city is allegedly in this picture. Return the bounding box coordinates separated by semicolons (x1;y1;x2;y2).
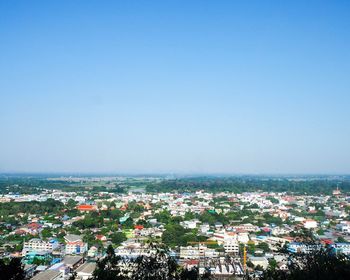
1;1;349;174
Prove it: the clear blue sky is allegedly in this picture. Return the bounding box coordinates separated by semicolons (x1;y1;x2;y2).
0;1;349;174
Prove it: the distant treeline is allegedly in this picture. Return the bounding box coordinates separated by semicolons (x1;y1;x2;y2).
1;175;350;195
146;176;350;194
0;178;126;194
0;178;82;194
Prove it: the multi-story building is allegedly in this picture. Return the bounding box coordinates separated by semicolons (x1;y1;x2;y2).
22;238;60;254
64;235;87;255
223;240;239;254
179;245;219;259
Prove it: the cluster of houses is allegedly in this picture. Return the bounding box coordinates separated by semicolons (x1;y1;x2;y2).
1;184;350;279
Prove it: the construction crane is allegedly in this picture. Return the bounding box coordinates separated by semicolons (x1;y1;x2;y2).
243;245;247;271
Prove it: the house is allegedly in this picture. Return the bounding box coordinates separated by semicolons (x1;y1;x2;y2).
95;235;107;241
17;223;43;235
87;246;98;257
64;235;88;255
200;224;210;234
181;220;199;229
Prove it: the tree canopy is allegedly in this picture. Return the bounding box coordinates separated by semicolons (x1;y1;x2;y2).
0;258;25;280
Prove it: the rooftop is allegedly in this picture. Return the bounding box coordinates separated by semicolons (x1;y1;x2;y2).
64;234;82;243
32;270;61;280
76;262;97;275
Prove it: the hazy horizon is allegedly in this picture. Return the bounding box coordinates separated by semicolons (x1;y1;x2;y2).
1;1;350;174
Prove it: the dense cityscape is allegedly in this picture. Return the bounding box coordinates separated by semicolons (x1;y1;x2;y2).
1;1;350;279
1;175;350;279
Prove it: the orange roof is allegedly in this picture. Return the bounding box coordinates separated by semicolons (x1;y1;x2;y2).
77;205;96;211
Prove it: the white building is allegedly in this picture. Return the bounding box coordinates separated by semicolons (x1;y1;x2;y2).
64;235;88;255
181;220;199;229
179;246;219;259
223;240;239;254
237;233;250;244
22;238;60;254
303;219;318;229
200;224;210;234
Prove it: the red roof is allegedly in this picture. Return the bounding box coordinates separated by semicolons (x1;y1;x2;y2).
95;234;106;240
27;223;42;229
185;260;199;265
321;239;333;245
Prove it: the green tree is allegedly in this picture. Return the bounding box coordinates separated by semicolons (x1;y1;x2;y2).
268;259;277;270
261;249;350;280
0;258;25;280
256;242;270;253
110;232;127;246
162;224;188;247
32;257;47;266
66;199;77;209
41;228;53;239
92;245;124;280
247;241;255;254
83;231;96;246
337;236;347;243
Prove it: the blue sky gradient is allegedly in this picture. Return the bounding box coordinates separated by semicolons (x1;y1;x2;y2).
0;1;349;173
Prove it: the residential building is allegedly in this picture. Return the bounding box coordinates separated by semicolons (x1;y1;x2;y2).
64;235;87;255
22;238;59;254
